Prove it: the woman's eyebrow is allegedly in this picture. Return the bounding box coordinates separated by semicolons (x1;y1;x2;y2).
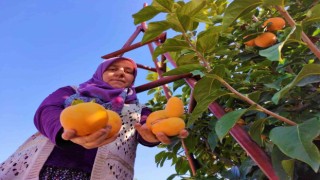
108;65;117;68
108;65;134;70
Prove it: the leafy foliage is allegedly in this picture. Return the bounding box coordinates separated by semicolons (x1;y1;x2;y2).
134;0;320;179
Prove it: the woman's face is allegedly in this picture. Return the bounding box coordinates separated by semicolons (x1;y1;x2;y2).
102;59;135;88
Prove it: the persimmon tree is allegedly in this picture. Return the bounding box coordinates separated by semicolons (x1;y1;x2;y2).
133;0;320;179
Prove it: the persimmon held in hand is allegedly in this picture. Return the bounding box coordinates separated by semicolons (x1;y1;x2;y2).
146;97;186;136
165;97;184;117
254;32;277;48
146;110;168;130
263;17;286;31
151;117;185;136
106;110;122;138
60;101;123;138
60;102;108;136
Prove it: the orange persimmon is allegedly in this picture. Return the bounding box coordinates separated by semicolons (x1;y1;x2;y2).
60;102;108;136
263;17;286;31
254;32;277;48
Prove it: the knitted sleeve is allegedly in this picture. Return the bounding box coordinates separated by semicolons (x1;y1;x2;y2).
136;107;160;147
34;86;76;145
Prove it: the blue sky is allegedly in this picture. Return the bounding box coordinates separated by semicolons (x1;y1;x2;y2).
0;1;178;179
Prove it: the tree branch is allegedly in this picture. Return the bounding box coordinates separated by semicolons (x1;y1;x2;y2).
275;5;320;60
208;74;297;126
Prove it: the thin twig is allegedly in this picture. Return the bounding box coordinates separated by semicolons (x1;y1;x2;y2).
208;74;297;126
181;139;197;176
275;5;320;60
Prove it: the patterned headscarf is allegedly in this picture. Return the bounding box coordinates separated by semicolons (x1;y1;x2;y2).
65;57;138;113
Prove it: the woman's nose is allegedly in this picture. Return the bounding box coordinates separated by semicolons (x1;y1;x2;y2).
114;68;125;76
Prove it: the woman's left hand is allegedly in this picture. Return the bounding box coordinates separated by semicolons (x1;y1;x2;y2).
134;123;189;145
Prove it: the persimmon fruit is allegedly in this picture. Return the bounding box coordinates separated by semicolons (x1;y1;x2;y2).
60;102;109;136
263;17;286;31
151;117;185;136
254;32;277;48
165;97;184;117
105;110;122;138
146;110;168;129
244;39;256;47
146;97;185;136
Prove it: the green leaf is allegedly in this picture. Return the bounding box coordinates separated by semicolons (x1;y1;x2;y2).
152;0;174;13
208;131;219;151
193;11;212;24
190;69;205;77
222;0;263;30
132;6;161;25
210;64;226;78
296;75;320;86
153;38;191;58
259;42;284;61
282;159;295;178
189;75;230;126
176;53;197;66
264;74;293;90
271;146;293;179
188;66;232;125
189;89;230;126
175;157;189;174
259;25;297;62
167;174;179;180
269;118;320;172
162;64;205;76
155;151;168;167
239;158;256;178
215;109;247;141
183;134;198;152
141;21;170;43
190;66;225;102
146;71;158;81
287;23;303;43
175;14;194;32
247;91;261;103
215;0;228;15
249;118;266;146
196;27;220;53
177;0;206;16
166;13;186;32
166;11;198;32
302;4;320;28
262;0;285;7
173;79;185;92
272;64;320;104
147;88;157;95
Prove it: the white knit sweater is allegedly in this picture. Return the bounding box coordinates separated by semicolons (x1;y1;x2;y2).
0;104;143;180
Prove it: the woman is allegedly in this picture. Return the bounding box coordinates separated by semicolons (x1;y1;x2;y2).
0;57;188;180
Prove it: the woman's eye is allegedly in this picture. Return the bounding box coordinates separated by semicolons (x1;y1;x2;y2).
125;70;134;74
108;68;117;71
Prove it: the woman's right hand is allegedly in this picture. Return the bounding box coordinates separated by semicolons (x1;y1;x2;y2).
61;125;118;149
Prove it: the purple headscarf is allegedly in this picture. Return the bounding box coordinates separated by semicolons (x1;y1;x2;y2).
76;57;138;105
